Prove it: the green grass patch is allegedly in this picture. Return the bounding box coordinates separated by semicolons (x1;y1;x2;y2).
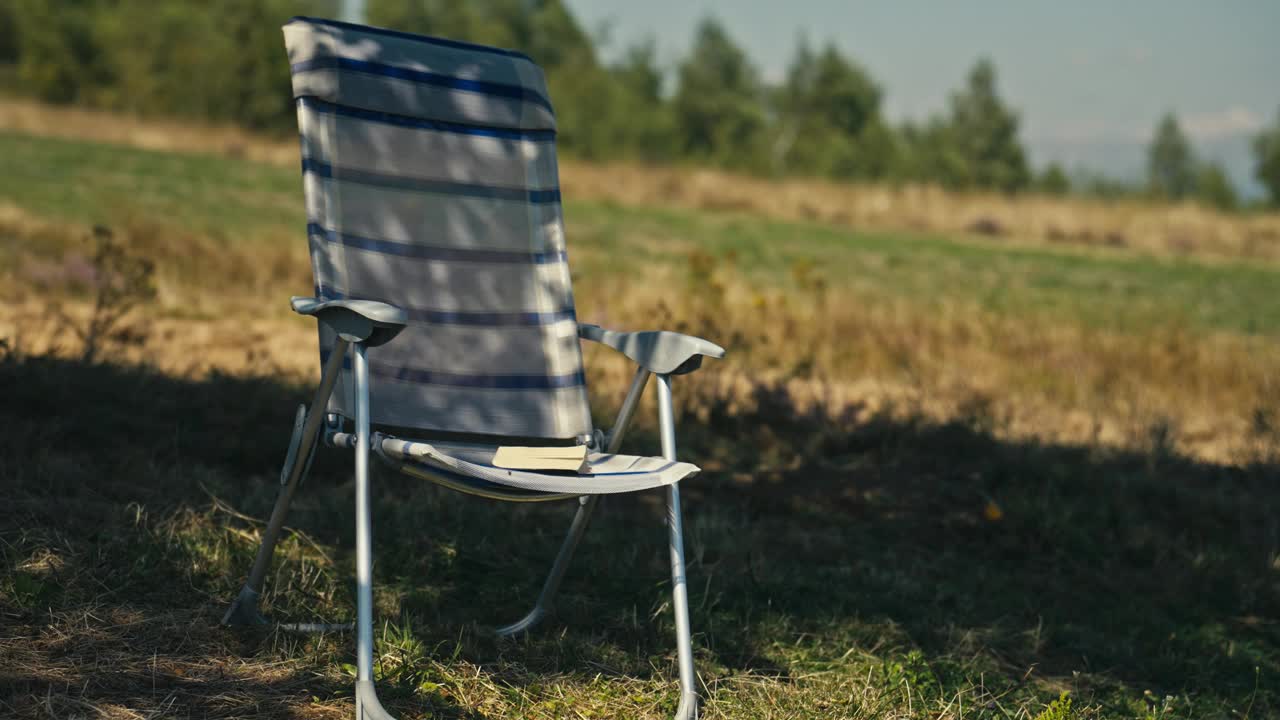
566;201;1280;337
0;129;302;240
3;130;1278;337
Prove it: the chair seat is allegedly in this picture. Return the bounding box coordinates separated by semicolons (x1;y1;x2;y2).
375;436;700;495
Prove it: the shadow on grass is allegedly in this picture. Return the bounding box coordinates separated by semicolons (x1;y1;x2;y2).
0;352;1276;718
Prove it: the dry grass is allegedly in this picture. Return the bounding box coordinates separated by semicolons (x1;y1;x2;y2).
0;201;316;378
3;232;1276;466
0;97;300;167
9;100;1254;463
0;168;1274;466
579;274;1280;466
560;163;1280;263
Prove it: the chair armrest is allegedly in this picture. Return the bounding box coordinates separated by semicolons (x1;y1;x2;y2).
578;323;725;375
291;296;408;347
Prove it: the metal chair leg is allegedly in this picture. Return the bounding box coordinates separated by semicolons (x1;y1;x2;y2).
351;342;398;720
223;339;349;627
495;367;651;636
495;495;599;636
657;374;698;719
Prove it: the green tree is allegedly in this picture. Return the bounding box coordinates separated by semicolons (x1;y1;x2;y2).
2;0;319;128
613;39;664;104
673;18;765;169
9;0;107;103
1194;162;1238;211
602;40;678;161
531;6;614;157
368;0;597;76
1253;107;1280;207
91;0;301;129
780;40;880;138
942;59;1030;192
848;117;900;180
895;60;1029;191
0;0;18;65
1035;163;1071;195
1146;113;1196;200
775;37;888;178
223;0;317;129
889;121;931;182
368;1;492;46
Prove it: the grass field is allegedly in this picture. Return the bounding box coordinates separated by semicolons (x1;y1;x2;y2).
1;115;1278;719
5;129;1279;338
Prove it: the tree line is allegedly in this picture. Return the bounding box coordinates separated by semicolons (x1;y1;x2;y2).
3;0;1279;209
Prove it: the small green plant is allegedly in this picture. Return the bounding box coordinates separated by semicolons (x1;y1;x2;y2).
375;618;450;697
1034;692;1078;720
879;649;940;698
7;571;56;608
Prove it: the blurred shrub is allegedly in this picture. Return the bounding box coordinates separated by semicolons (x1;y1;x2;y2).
3;0;315;130
1254;107;1280;208
45;225;157;363
1195;162;1239;211
1035;163;1071;195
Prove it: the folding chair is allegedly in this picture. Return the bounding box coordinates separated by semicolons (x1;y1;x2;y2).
221;17;723;720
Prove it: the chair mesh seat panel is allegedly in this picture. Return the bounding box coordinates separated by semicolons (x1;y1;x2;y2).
284;17;592;440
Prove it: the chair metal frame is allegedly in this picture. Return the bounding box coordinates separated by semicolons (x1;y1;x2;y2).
224;328;705;719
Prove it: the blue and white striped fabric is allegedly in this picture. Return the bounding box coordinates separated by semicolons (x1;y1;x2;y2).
284;17;592;440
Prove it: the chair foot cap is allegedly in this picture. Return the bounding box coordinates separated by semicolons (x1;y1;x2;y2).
356;680;398;720
493;606;547;637
221;586;268;626
674;692;698;719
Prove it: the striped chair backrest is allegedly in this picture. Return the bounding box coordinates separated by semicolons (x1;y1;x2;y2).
283;17;593;441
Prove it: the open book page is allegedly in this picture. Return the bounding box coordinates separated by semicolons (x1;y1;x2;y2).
492;445;590;473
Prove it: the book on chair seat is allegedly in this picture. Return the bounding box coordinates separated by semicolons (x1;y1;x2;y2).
492;445;590;473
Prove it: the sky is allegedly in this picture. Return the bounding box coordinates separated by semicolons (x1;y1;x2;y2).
564;0;1279;194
